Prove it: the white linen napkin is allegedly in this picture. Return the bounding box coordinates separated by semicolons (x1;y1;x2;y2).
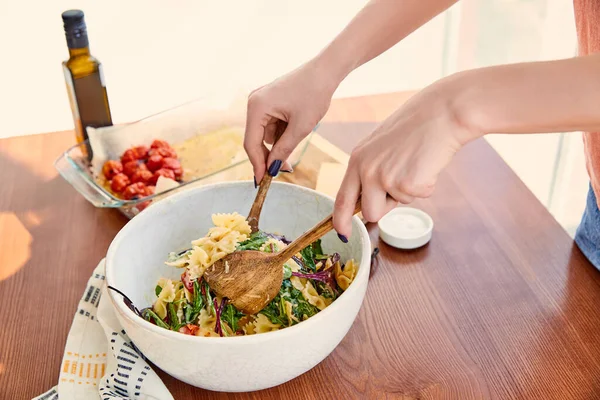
34;259;174;400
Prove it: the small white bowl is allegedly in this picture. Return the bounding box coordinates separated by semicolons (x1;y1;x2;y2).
378;207;433;250
105;181;371;392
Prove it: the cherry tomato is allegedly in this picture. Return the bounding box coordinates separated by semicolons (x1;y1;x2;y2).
120;149;137;164
131;169;153;184
146;154;164;172
161;157;183;179
102;160;123;180
110;173;130;193
149;146;177;159
150;168;176;185
123;161;147;178
178;324;199;336
133;145;149;160
151;139;171;149
122;182;148;200
181;271;194;292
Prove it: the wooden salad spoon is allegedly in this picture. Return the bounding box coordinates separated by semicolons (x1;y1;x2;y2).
246;120;287;233
204;198;362;314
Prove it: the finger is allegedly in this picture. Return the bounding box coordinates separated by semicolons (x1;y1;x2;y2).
263;122;277;145
333;163;361;240
389;190;415;205
255;144;270;184
361;183;392;223
266;119;311;176
244;105;268;182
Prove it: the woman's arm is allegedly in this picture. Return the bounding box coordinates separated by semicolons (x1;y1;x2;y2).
451;53;600;139
333;54;600;236
244;0;459;182
317;0;459;81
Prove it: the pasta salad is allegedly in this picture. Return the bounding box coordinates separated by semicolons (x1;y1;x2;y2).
141;212;358;336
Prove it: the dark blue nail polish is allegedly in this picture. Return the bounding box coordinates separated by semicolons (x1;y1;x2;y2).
337;233;348;243
254;177;258;188
268;160;282;177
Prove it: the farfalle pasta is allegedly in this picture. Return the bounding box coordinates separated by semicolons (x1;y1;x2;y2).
141;212;358;336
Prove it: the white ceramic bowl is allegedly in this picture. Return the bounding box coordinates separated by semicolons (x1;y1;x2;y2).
105;181;371;392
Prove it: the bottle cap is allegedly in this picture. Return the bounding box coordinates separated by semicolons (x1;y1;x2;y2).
378;207;433;250
62;10;89;49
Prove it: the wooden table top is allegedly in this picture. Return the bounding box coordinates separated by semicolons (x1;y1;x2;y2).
2;93;600;400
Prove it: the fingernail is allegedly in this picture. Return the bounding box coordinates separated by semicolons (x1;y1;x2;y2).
268;160;282;177
253;177;258;189
337;233;348;243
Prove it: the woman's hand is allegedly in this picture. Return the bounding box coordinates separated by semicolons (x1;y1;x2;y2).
333;78;480;239
244;59;343;183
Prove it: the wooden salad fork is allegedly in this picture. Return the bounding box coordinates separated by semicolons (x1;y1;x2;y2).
246;120;287;233
204;198;362;314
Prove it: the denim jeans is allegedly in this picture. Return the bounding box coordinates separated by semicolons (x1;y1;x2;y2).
575;184;600;269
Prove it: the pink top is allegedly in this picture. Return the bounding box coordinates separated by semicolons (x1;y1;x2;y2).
574;0;600;206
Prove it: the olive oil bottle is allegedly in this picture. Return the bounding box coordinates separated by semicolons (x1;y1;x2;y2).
62;10;112;159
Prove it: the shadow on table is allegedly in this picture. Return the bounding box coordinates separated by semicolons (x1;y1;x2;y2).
0;149;127;398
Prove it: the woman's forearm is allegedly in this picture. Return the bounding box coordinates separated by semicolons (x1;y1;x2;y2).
315;0;458;82
449;54;600;139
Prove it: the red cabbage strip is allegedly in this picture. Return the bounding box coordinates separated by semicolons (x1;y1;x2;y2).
292;270;334;287
214;297;224;336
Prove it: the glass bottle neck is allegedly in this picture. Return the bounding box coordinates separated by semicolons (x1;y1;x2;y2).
68;47;90;58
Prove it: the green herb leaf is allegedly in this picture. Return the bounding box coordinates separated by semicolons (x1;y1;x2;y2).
204;281;215;316
312;239;324;258
300;246;317;272
287;287;318;321
260;295;288;326
168;303;179;330
142;309;170;329
155;285;162;297
237;231;269;251
221;304;244;332
184;280;204;324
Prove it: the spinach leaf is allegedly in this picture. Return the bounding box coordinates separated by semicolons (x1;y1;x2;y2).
260;296;288;326
312;239;324;258
155;285;162;297
237;231;269;251
221;304;244;332
288;288;318;320
300;246;317;272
